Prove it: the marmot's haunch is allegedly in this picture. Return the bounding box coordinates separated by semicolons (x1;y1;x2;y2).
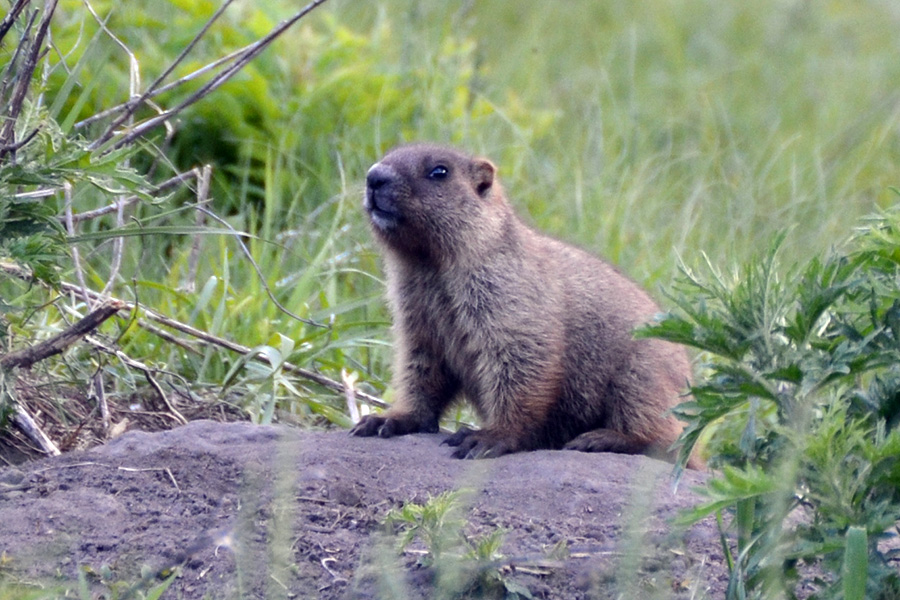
351;144;701;469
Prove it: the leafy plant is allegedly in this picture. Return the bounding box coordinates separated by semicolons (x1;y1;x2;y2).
0;0;371;450
382;491;530;600
640;201;900;598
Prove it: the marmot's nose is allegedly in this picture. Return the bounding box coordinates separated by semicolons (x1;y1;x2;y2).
366;163;395;190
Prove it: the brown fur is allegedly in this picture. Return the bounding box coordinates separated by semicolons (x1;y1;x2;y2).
350;143;703;469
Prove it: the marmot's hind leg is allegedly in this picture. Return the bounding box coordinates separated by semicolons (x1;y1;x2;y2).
564;428;648;454
564;428;666;460
566;428;705;469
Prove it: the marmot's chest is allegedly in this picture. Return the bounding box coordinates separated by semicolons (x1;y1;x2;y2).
395;265;551;366
399;269;504;337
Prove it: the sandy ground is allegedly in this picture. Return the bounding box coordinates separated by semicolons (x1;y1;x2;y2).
0;421;732;599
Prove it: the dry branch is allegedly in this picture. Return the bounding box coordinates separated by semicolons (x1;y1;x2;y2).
11;404;60;455
0;300;124;370
0;0;30;46
0;0;59;160
0;260;388;411
93;0;236;145
74;46;249;131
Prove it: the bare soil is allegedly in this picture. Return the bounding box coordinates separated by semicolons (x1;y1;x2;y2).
0;420;735;599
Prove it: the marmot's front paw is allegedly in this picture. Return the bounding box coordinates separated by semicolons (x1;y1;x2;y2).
349;415;405;438
443;427;515;459
349;413;437;438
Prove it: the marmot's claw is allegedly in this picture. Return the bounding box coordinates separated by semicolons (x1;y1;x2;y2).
441;426;475;447
349;415;388;437
448;430;513;459
350;414;429;438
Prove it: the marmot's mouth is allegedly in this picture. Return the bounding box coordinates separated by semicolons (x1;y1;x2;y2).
365;189;401;231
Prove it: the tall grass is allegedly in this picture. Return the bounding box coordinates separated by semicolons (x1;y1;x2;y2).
334;0;900;280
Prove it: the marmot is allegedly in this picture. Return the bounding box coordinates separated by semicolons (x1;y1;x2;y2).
351;143;701;469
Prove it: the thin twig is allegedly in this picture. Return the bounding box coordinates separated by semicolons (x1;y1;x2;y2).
0;6;36;107
0;127;40;153
56;170;199;223
12;404;60;455
74;46;248;131
93;369;109;432
342;369;360;423
63;181;93;308
86;335;188;425
137;319;202;356
185;165;212;293
98;180;127;302
93;0;236;146
0;0;59;160
0;0;31;47
99;0;332;151
116;466;181;491
81;0;137;304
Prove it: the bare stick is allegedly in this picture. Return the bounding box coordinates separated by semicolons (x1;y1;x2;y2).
1;9;36;104
75;46;248;131
58;170;199;223
0;10;33;105
12;404;60;455
341;369;358;423
185;165;212;293
0;127;40;153
0;300;123;370
137;319;202;356
93;370;109;432
78;0;139;304
63;181;93;308
98;181;127;302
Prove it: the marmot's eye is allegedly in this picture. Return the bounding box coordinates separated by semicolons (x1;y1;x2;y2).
427;165;449;180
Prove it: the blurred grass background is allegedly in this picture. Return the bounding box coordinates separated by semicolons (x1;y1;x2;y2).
6;0;900;424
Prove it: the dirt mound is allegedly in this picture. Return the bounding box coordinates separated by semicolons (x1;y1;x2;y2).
0;421;728;598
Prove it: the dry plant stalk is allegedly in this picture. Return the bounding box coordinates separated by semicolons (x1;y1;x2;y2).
11;405;60;456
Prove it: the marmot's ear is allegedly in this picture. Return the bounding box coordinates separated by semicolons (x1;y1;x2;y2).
471;159;495;197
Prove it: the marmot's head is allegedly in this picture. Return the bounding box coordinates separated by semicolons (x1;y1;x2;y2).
364;144;508;261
